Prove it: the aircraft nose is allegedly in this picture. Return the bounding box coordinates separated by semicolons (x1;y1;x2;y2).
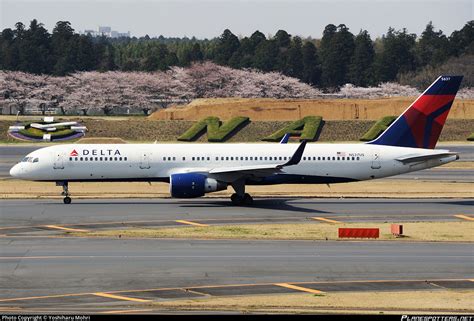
9;164;21;178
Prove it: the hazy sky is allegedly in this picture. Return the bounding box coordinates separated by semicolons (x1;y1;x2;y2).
1;0;472;39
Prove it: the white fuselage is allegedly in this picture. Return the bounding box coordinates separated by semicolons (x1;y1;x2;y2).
10;143;457;185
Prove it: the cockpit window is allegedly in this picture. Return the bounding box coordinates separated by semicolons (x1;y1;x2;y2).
21;157;38;163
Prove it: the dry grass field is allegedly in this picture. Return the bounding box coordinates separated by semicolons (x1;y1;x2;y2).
1;178;473;199
149;291;474;314
76;221;474;242
149;97;474;121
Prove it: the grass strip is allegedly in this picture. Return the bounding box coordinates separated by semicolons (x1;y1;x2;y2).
73;221;473;242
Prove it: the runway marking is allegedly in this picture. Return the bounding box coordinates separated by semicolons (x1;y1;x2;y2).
93;292;151;303
175;220;209;227
0;293;90;302
312;217;342;224
182;288;211;296
102;309;153;314
1;278;471;303
43;225;89;232
275;283;324;294
454;215;474;221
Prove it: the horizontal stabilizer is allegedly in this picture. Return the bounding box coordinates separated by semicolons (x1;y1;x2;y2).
395;152;458;164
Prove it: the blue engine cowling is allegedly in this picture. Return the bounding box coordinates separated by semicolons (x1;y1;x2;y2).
170;173;226;198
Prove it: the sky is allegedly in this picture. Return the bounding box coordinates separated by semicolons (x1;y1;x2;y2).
0;0;472;39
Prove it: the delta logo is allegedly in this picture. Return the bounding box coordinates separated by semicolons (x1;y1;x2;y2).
69;149;122;156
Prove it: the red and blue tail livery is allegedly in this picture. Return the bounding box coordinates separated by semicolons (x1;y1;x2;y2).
369;76;463;149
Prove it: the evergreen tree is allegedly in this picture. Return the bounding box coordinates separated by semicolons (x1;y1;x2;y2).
374;27;417;83
51;21;76;75
416;21;450;67
284;36;304;79
253;40;279;71
214;29;240;65
274;30;291;71
320;24;355;88
348;30;375;86
449;20;474;56
301;41;321;86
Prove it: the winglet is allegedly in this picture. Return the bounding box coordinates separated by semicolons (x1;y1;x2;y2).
280;140;307;167
280;133;291;144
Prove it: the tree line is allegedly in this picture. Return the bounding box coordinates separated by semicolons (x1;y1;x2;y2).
0;19;472;88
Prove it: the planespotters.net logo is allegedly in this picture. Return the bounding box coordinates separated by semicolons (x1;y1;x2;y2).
402;316;473;321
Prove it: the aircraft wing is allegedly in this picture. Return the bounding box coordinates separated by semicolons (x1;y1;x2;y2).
208;140;307;181
395;152;459;164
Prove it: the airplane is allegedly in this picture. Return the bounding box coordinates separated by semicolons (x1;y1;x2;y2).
9;76;463;205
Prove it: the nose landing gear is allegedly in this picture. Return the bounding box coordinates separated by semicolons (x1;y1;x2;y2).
56;181;71;204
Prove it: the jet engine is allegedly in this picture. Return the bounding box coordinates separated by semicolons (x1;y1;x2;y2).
169;173;227;198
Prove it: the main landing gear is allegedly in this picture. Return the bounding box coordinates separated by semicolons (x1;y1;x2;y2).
230;193;253;206
230;179;253;206
57;181;71;204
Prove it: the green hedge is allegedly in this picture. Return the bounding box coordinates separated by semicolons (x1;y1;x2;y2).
468;133;474;141
177;116;249;142
262;116;323;142
18;127;75;139
359;116;397;141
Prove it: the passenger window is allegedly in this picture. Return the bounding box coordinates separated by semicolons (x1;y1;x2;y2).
192;157;195;161
357;157;360;161
230;157;234;161
69;157;72;161
207;157;210;161
124;157;127;161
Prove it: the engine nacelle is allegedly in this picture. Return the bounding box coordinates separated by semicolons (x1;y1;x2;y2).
170;173;227;198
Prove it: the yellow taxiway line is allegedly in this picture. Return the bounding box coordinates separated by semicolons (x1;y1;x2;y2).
93;292;151;303
454;215;474;221
102;309;153;314
312;217;342;224
43;225;89;232
275;283;324;294
175;220;209;227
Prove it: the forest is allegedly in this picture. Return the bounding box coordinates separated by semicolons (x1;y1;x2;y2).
0;19;472;89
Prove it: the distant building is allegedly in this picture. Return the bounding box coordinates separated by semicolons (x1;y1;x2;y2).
81;26;130;38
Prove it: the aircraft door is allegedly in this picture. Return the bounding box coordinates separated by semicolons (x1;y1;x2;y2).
139;151;151;169
371;149;381;169
53;152;65;169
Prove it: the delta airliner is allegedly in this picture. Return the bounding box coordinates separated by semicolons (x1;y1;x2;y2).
10;76;463;205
